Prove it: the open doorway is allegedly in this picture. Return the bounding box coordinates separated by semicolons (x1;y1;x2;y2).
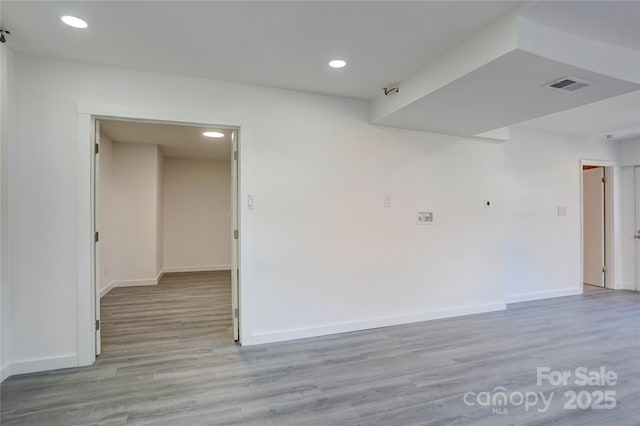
92;118;240;357
581;163;613;289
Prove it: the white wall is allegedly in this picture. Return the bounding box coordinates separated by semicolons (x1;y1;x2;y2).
504;129;620;302
98;132;115;296
163;158;231;272
112;142;161;284
619;138;640;167
619;138;640;290
0;42;14;382
9;54;507;371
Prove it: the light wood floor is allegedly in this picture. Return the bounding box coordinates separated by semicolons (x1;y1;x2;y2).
1;273;638;425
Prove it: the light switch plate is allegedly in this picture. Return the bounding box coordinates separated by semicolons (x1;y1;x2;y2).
557;206;567;216
384;195;392;208
248;194;255;210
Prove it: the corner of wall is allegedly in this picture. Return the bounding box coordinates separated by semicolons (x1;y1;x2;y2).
0;41;15;383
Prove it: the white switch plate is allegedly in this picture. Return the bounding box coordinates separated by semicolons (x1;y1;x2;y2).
384;195;392;208
247;194;255;210
557;206;567;216
417;211;433;225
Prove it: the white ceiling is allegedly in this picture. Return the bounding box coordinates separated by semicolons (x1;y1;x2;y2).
100;120;232;160
375;49;639;136
3;1;638;139
520;1;640;51
515;1;640;141
1;1;520;100
514;90;640;141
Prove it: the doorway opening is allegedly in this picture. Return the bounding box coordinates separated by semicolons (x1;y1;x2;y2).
91;117;240;358
581;163;613;289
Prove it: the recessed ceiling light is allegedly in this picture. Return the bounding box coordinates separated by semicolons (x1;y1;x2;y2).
61;15;88;29
329;59;347;68
203;131;224;138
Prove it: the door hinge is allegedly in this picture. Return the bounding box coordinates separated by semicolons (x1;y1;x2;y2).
234;229;238;239
234;308;239;319
601;176;607;183
95;319;100;331
602;266;607;273
95;143;99;154
234;150;238;160
95;231;99;243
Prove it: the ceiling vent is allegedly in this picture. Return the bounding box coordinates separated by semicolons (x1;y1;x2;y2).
545;76;592;92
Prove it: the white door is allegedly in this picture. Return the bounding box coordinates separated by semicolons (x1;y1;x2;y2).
635;167;640;291
583;167;605;287
230;130;239;341
93;119;102;355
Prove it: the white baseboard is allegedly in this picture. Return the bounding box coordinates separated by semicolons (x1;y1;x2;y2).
505;287;582;304
100;281;115;298
9;354;78;376
621;281;637;291
112;278;158;288
246;301;506;345
162;265;231;273
1;363;11;382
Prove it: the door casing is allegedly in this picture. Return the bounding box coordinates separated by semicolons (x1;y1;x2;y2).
580;160;615;290
635;167;640;291
77;103;253;367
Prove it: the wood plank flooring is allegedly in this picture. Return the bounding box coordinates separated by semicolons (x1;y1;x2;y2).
1;274;638;425
100;271;233;357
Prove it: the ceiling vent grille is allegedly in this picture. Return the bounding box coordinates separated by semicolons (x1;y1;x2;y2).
545;76;592;92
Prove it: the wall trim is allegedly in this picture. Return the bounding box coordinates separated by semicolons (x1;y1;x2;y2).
1;363;11;383
246;301;506;345
9;354;77;376
505;287;582;304
162;265;231;273
99;281;115;298
112;278;158;287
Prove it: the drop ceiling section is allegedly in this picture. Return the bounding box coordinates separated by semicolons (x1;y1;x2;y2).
371;15;640;138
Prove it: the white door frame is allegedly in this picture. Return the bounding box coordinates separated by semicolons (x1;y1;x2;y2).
635;167;640;291
580;159;615;289
93;120;102;356
76;103;254;367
